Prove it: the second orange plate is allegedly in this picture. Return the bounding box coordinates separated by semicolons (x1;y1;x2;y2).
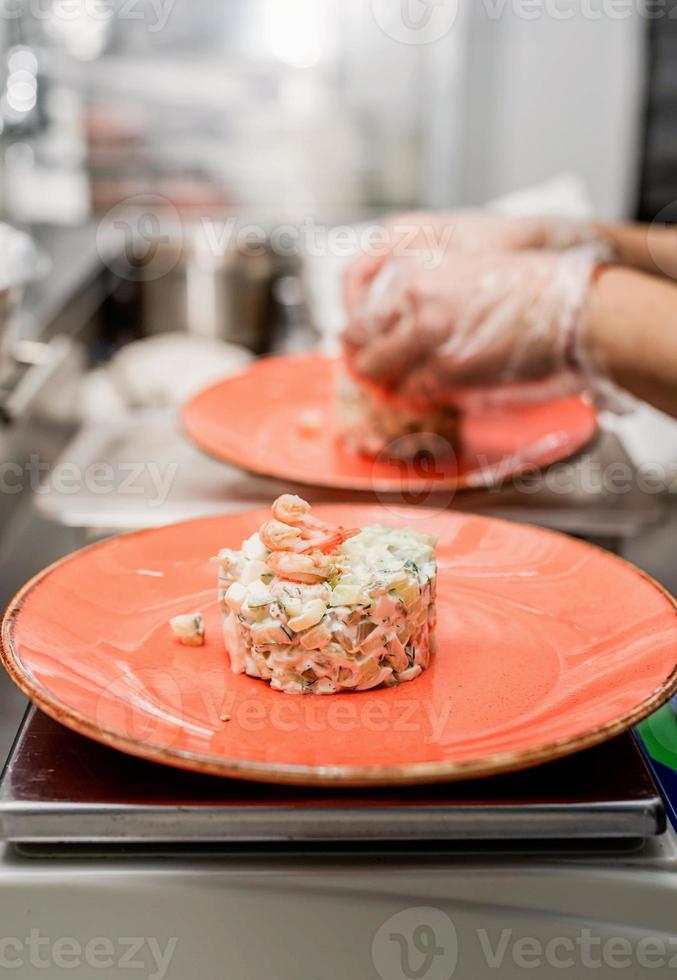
182;354;598;493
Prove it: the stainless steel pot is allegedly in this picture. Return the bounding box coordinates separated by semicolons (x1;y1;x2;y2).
137;235;279;354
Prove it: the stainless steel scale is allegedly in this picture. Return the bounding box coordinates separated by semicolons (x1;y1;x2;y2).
0;709;666;845
0;710;676;980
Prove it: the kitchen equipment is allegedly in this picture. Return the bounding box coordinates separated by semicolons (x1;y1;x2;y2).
0;224;42;383
641;735;677;832
32;409;667;544
182;353;599;492
80;334;253;416
3;506;676;785
1;708;676;980
137;227;279;353
0;708;666;844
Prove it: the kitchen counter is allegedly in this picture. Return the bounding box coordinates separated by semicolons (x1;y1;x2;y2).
15;222;111;346
0;221;113;766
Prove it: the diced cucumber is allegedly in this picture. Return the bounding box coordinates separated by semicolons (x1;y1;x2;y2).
299;621;333;650
383;566;410;589
246;580;275;607
279;587;304;618
357;657;380;685
329;584;368;607
250;621;293;645
395;579;420;607
356;665;393;691
225;582;247;613
396;621;414;646
288;599;327;633
239;603;269;624
385;636;409;672
170;612;205;646
241;559;272;587
371;593;400;622
242;532;269;561
360;630;387;657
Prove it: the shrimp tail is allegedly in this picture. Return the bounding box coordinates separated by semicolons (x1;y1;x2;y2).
296;527;360;554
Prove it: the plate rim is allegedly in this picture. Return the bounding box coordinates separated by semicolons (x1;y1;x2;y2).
2;508;676;788
181;353;600;493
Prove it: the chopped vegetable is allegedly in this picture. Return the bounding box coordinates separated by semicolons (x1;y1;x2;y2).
288;598;327;633
218;497;437;695
246;580;275;608
170;612;205;647
298;409;324;436
224;582;247;613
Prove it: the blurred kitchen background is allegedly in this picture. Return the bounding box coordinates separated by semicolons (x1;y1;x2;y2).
0;0;652;222
0;0;676;757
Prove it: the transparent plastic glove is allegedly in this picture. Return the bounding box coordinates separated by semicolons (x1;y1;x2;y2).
343;246;603;412
344;210;609;315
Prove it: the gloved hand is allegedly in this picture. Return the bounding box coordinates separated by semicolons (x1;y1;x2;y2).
343;246;605;411
344;210;609;316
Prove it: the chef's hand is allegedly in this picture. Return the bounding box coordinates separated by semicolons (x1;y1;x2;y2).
343;247;600;410
344;210;606;315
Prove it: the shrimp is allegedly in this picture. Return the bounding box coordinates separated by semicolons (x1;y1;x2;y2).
266;550;336;584
301;526;360;553
260;520;303;553
269;495;359;553
272;494;314;526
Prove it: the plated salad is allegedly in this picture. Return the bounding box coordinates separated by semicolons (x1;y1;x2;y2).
337;371;460;461
217;495;437;695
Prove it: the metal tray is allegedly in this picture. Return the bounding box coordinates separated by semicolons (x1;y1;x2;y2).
33;408;665;539
0;709;664;844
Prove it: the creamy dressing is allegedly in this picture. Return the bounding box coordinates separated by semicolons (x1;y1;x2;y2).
219;524;437;695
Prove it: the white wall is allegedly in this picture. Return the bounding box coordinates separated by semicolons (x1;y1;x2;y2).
455;5;647;219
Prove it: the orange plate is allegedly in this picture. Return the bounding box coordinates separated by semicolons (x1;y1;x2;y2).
2;506;676;787
182;354;598;492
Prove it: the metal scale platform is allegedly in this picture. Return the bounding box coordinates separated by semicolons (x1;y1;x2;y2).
0;708;666;848
1;714;676;980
